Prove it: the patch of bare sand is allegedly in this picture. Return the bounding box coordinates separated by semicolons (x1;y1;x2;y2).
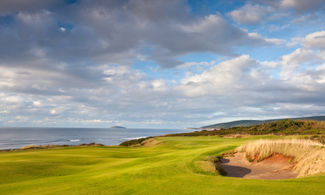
220;153;298;179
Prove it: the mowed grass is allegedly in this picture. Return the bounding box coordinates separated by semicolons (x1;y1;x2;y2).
0;136;325;195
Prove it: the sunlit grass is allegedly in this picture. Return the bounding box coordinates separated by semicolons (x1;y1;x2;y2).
0;136;324;194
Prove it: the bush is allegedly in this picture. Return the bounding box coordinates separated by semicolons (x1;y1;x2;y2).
119;137;152;146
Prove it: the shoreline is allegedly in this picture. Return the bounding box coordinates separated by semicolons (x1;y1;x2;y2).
0;142;109;152
0;128;190;151
0;136;154;151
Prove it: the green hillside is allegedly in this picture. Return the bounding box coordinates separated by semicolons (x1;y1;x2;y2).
202;116;325;129
167;119;325;144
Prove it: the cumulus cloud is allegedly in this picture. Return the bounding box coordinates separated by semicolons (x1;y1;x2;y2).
232;0;325;26
248;33;285;45
178;55;259;97
287;30;325;50
304;31;325;50
280;48;324;79
229;4;271;25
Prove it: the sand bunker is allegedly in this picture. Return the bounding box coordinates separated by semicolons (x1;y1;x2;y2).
220;153;298;179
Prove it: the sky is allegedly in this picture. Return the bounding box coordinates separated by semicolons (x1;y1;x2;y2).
0;0;325;128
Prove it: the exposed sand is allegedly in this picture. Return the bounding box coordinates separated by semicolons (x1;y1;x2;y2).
220;153;298;180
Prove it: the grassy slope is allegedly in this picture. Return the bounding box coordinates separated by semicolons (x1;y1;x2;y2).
202;116;325;129
0;136;325;195
168;120;325;141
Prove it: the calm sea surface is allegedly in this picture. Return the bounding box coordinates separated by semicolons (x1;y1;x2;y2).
0;127;190;150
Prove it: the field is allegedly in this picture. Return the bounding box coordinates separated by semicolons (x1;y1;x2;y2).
1;135;325;194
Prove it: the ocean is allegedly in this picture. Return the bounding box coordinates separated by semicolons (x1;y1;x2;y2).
0;127;190;150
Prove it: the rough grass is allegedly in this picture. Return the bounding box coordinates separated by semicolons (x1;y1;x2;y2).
236;139;325;177
0;136;325;194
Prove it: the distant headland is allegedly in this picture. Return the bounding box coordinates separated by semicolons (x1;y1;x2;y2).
110;126;126;129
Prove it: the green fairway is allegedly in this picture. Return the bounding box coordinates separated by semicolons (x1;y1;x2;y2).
0;136;324;195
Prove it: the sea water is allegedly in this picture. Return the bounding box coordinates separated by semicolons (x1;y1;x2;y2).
0;127;190;150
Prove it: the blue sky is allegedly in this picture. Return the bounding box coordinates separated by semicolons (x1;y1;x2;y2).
0;0;325;128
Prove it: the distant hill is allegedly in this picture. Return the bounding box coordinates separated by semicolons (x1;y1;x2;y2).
166;119;325;141
110;126;126;129
202;116;325;129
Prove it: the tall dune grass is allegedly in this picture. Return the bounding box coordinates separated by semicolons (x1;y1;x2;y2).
236;139;325;177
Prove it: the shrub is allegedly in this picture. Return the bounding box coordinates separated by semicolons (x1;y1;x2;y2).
119;137;152;146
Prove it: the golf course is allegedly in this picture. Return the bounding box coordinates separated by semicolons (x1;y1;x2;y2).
1;134;325;194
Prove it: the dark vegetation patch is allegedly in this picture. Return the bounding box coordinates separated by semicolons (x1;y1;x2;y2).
164;119;325;137
119;137;153;146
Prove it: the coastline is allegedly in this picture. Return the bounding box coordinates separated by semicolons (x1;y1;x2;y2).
0;142;109;152
0;135;155;151
0;127;190;151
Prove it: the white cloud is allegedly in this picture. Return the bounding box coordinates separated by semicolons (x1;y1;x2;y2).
229;4;271;25
248;33;285;45
50;109;56;115
152;80;167;92
33;100;42;106
4;96;22;103
261;61;278;68
276;47;325;93
178;55;259;97
59;27;66;32
304;31;325;50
